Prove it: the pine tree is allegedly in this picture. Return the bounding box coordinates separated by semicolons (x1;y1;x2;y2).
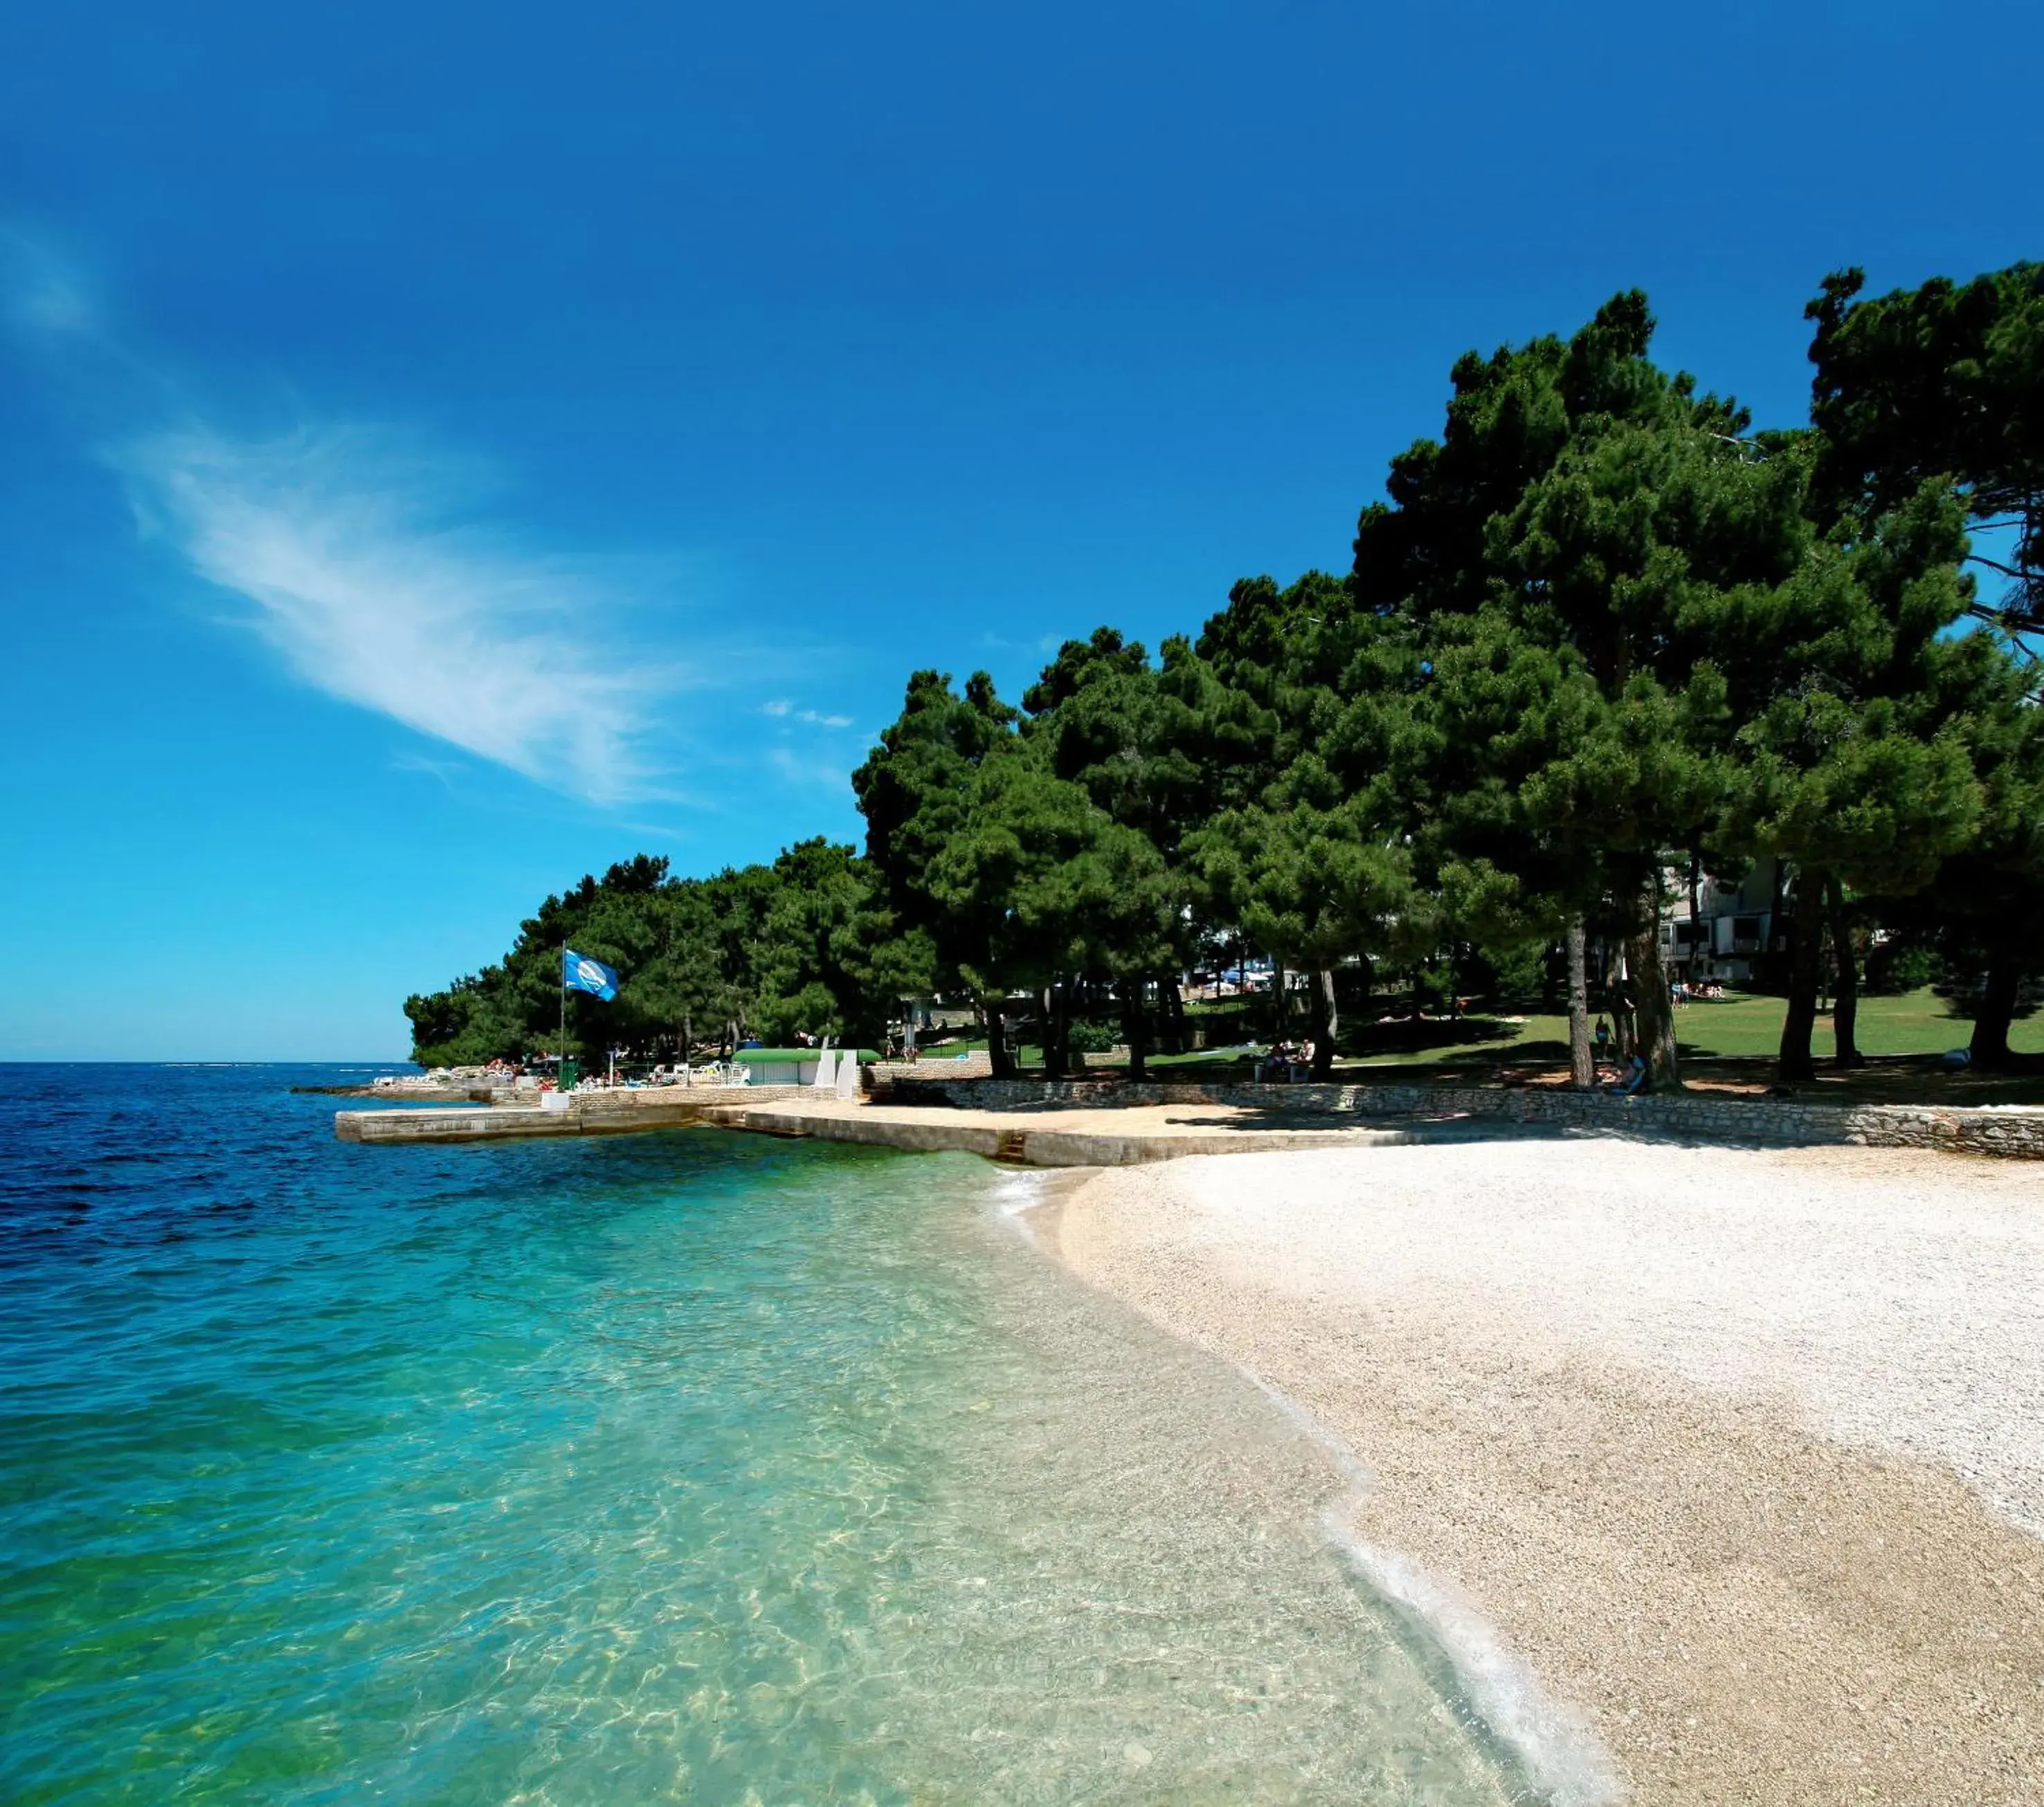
1808;262;2044;636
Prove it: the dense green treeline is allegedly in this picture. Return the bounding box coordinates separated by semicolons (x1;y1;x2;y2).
403;841;880;1067
406;265;2044;1086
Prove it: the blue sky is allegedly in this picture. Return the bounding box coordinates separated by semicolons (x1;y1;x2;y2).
3;1;2039;1059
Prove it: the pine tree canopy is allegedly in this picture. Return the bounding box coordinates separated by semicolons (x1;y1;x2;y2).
406;265;2044;1086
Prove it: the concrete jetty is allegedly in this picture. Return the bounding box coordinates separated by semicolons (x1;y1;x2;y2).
696;1096;1456;1165
334;1085;811;1144
334;1086;1451;1161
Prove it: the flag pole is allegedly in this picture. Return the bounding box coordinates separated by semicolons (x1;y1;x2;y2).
559;942;568;1074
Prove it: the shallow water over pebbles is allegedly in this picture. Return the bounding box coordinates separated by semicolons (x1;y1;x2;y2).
1;1065;1546;1802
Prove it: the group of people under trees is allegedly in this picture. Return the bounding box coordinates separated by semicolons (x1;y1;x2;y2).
408;261;2043;1095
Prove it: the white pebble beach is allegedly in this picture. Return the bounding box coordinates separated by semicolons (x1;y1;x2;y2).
1040;1135;2044;1806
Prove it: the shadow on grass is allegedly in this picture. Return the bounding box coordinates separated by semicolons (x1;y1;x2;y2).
1339;1014;1528;1056
1141;1034;1568;1086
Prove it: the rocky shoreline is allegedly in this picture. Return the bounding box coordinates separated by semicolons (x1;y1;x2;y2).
295;1067;531;1101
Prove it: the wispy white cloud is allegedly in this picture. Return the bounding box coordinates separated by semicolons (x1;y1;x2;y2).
977;627;1068;659
0;227;99;339
111;422;663;806
761;698;853;729
766;744;855;791
5;228;685;809
390;748;470;791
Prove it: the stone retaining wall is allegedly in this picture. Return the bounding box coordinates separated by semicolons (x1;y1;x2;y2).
867;1051;993;1087
882;1077;2044;1160
570;1083;813;1124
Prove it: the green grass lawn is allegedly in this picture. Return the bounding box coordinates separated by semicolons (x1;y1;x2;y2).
1328;988;2031;1066
1484;989;2038;1064
938;988;2040;1089
1056;988;2038;1075
1675;988;2041;1061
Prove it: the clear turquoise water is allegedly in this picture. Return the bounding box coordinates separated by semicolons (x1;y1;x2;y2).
1;1066;1544;1802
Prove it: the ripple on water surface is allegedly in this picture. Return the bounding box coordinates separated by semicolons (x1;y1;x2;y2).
0;1065;1546;1802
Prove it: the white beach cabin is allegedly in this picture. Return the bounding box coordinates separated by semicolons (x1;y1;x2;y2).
732;1048;877;1088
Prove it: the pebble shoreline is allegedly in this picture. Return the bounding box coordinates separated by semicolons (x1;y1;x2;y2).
1045;1138;2044;1806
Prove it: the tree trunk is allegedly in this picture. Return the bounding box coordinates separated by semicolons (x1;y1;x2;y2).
985;996;1015;1079
1271;962;1285;1043
1591;934;1607;1046
1159;971;1188;1054
1765;857;1789;987
1121;980;1148;1081
1778;865;1825;1084
1566;917;1593;1088
1971;942;2025;1070
1311;969;1338;1080
1609;944;1636;1060
682;1012;693;1084
1625;884;1681;1092
1826;873;1863;1068
1687;853;1705;985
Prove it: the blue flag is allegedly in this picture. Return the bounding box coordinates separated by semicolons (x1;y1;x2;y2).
563;949;619;1000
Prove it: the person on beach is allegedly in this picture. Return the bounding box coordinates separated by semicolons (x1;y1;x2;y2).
1593;1017;1612;1072
1607;1052;1648;1095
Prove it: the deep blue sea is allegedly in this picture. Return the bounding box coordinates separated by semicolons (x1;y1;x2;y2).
1;1065;1545;1803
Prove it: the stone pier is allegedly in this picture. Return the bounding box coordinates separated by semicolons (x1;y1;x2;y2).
334;1084;812;1144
